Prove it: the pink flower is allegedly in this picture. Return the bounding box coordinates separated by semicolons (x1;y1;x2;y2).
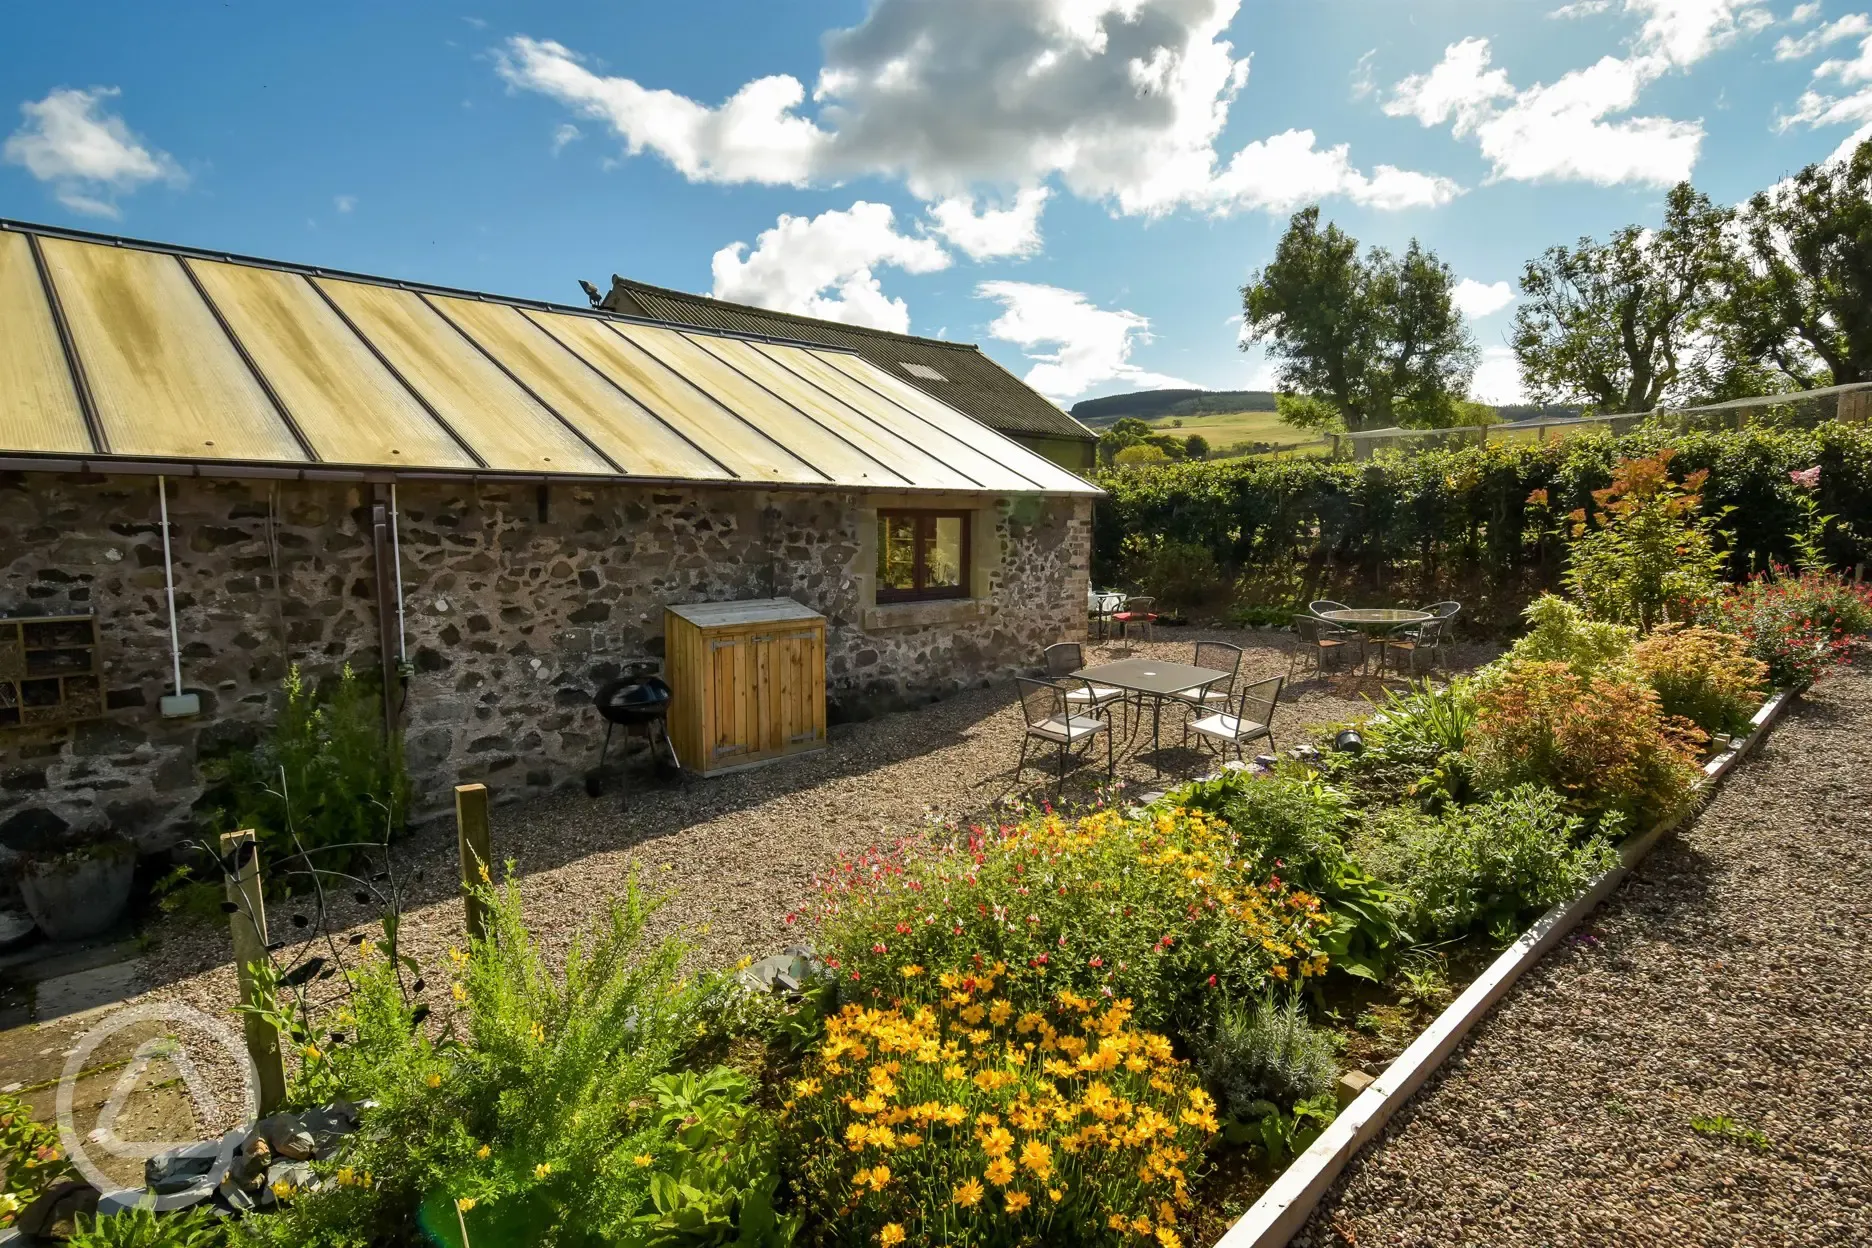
1790;465;1821;490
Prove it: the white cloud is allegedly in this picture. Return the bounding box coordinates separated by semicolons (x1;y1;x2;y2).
497;2;1456;219
551;122;581;152
1627;0;1772;68
334;194;357;213
1385;37;1515;133
1387;40;1703;186
1790;3;1823;22
1815;29;1872;82
3;87;184;217
1453;278;1514;319
926;187;1050;260
709;200;949;334
976;280;1197;400
1550;0;1614;16
1471;345;1528;405
1775;12;1870;59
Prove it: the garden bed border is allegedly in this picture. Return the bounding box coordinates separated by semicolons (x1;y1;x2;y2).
1211;685;1801;1248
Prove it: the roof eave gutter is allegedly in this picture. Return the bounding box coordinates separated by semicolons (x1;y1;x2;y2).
0;454;1100;499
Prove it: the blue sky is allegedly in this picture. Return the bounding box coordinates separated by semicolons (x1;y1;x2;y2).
5;1;1870;407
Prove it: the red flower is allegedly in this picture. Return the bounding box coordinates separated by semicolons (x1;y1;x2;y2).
1206;974;1217;987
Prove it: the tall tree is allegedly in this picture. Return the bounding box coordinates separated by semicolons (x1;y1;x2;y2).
1720;136;1872;390
1511;183;1732;413
1241;207;1477;431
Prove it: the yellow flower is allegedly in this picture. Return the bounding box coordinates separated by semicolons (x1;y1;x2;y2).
1109;1213;1131;1231
271;1180;294;1201
448;946;468;967
953;1177;985;1208
978;1126;1014;1158
793;1077;822;1098
1156;1229;1182;1248
530;1020;547;1044
1133;1217;1153;1236
1048;1188;1064;1203
302;1044;321;1060
534;1162;552;1180
478;862;491;884
1006;1191;1032;1214
985;1157;1016;1187
988;1000;1013;1026
633;1154;654;1167
899;964;924;978
1019;1139;1053;1180
959;1003;987;1026
335;1166;355;1186
879;1224;907;1246
426;1073;442;1089
943;1064;967;1081
452;983;468;1003
455;1196;477;1213
864;1164;891;1191
476;1145;491;1160
899;1132;923;1148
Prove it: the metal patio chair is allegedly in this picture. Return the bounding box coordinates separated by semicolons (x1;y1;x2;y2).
1169;640;1243;718
1308;599;1352;618
1014;677;1113;792
1377;614;1450;677
1288;614;1363;683
1186;674;1284;761
1045;641;1125;726
1110;596;1157;645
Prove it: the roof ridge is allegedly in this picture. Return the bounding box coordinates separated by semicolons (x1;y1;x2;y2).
609;275;988;353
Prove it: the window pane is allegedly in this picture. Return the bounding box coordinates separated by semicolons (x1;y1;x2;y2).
927;516;964;588
879;515;917;590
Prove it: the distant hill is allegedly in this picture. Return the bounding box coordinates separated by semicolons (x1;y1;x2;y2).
1070;389;1279;426
1496;403;1587;423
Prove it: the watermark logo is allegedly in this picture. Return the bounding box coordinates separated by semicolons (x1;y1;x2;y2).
56;1002;259;1209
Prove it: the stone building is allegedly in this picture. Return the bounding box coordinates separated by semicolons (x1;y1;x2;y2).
0;219;1096;856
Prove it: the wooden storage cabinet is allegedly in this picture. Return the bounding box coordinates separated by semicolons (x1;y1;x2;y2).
665;599;827;776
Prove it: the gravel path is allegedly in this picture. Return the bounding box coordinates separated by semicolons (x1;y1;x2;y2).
132;630;1494;1044
1294;663;1872;1248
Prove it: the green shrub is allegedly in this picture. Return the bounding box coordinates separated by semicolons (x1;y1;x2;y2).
1118;535;1224;613
1195;995;1338;1119
236;872;788;1248
1493;595;1636;680
1360;679;1476;769
1631;624;1768;737
69;1206;223;1248
1560;450;1729;629
200;664;410;881
1351;787;1622;942
1468;660;1705;826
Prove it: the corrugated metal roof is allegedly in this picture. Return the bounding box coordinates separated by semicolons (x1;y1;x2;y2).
600;277;1098;446
0;220;1096;497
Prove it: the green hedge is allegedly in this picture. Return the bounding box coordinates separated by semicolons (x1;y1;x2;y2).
1091;423;1872;588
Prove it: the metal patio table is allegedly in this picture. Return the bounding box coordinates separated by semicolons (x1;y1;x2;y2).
1070;657;1230;773
1318;607;1433;675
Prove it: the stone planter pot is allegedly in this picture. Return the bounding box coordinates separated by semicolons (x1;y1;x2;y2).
18;840;136;942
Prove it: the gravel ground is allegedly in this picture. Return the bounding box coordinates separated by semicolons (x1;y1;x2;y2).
129;627;1494;1101
1294;662;1872;1248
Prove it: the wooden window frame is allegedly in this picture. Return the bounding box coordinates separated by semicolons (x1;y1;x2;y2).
876;509;972;603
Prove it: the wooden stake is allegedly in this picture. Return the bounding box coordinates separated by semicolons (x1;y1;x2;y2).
455;784;492;943
222;829;286;1115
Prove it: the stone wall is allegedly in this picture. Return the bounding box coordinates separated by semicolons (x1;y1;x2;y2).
0;471;1090;859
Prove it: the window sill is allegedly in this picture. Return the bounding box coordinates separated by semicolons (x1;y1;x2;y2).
862;599;990;631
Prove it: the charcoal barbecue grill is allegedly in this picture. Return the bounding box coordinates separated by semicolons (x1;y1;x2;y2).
583;659;681;798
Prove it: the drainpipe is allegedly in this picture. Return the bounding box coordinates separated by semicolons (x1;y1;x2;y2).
157;475;200;718
369;489;399;738
389;482;408;663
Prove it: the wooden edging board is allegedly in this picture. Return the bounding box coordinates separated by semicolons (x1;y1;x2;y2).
1212;685;1801;1248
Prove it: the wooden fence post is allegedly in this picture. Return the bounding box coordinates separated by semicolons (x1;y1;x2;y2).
222;829;287;1116
455;783;492;943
